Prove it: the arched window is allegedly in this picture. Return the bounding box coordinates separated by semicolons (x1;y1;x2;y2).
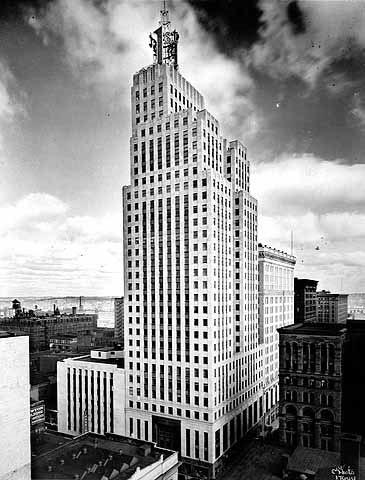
302;407;315;448
320;409;334;451
285;405;297;447
303;407;315;420
286;405;297;416
321;409;334;422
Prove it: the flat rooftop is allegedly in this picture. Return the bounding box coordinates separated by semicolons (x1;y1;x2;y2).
278;322;347;336
287;446;339;475
50;334;78;339
32;432;176;480
0;330;15;338
73;355;125;367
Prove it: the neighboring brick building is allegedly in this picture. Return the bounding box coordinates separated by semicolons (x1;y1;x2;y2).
0;308;97;352
294;278;318;323
278;323;347;452
317;291;348;324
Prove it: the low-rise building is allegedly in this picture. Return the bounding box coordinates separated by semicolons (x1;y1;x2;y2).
317;291;348;324
277;323;347;453
49;333;78;352
0;304;97;352
31;431;179;480
57;347;126;437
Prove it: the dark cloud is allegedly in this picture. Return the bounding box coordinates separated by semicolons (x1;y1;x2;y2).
0;0;53;21
287;1;305;34
186;0;263;52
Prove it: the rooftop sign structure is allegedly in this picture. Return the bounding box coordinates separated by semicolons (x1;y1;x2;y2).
149;1;179;68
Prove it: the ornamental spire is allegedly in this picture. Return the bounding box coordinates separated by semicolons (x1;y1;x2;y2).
149;0;179;69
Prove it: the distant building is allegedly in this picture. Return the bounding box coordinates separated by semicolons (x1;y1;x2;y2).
31;431;179;480
278;323;347;452
49;333;78;352
258;244;296;428
57;347;126;437
317;291;348;324
0;301;97;351
114;297;124;345
294;278;318;323
348;307;365;320
0;332;31;480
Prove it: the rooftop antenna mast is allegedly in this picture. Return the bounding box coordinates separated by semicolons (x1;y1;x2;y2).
149;0;179;68
290;230;294;256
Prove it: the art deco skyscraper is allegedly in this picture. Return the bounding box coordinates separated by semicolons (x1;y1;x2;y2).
123;5;263;477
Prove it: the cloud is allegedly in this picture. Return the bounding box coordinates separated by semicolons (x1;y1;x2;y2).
253;154;365;292
0;193;123;296
27;0;260;139
350;93;365;130
252;154;365;215
0;59;26;202
249;0;365;89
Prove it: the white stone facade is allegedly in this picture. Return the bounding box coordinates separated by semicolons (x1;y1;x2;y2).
122;57;263;472
0;335;31;480
258;245;296;426
57;351;126;437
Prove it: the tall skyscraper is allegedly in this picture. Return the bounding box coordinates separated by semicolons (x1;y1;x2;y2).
122;5;262;477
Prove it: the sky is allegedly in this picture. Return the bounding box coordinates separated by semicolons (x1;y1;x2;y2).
0;0;365;296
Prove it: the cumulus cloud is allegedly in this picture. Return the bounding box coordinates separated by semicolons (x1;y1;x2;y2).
28;0;259;139
252;154;365;215
253;154;365;292
249;0;365;89
0;193;123;296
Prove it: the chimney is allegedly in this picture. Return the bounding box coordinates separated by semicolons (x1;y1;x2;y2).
340;433;361;479
72;306;77;315
53;304;56;314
